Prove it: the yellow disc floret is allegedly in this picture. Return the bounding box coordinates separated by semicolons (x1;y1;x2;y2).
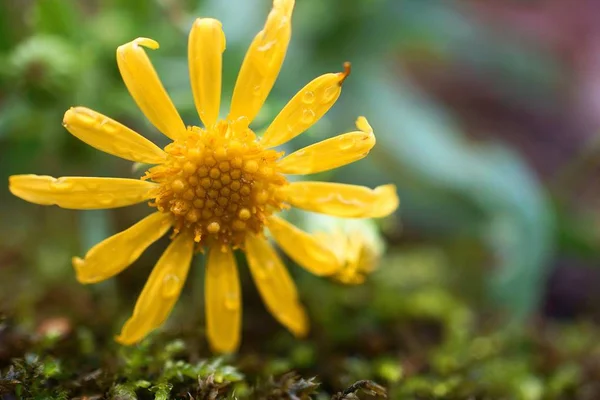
144;120;287;249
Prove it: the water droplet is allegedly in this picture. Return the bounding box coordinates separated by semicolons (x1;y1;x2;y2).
252;85;262;97
335;193;365;207
322;86;339;103
278;16;289;29
302;91;315;104
257;39;276;52
338;137;355;151
161;274;181;299
97;195;114;206
301;109;315;125
50;179;74;191
224;293;239;310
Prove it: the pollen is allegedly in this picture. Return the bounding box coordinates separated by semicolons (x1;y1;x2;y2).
144;120;288;248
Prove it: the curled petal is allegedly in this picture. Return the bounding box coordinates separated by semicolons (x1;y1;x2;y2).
277;116;374;174
261;64;350;148
9;175;158;209
280;182;399;218
267;215;338;276
228;0;295;124
189;18;226;128
245;234;308;337
73;212;172;284
117;37;185;140
205;246;241;353
116;232;194;345
63;107;167;164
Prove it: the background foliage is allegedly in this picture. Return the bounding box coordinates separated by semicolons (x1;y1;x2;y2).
1;0;600;398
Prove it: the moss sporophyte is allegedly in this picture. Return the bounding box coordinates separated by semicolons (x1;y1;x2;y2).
8;0;399;353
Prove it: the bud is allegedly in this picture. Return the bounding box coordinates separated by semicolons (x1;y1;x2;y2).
300;214;386;285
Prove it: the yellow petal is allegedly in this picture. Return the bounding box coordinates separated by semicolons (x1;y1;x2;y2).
9;175;158;209
281;182;399;218
116;37;185;141
228;0;295;124
116;232;194;345
277;116;374;174
205;246;241;353
245;234;308;337
266;215;338;276
73;212;172;284
261;64;351;148
63;107;167;164
188;18;226;128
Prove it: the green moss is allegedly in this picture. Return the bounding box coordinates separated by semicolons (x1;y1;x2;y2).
2;248;600;399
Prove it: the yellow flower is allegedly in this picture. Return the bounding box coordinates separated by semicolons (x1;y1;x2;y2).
8;0;399;353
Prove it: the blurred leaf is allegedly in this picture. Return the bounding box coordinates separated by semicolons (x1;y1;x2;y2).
349;65;554;319
32;0;83;39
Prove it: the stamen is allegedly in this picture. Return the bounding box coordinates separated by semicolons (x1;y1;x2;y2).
145;120;287;249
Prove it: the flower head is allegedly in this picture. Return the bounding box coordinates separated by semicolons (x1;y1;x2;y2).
8;0;399;353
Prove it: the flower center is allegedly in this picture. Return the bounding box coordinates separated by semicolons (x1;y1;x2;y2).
144;120;287;249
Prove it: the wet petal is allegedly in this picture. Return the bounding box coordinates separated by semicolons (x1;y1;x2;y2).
189;18;226;128
277;116;374;174
267;215;338;276
245;234;308;337
73;212;172;284
9;175;158;209
281;182;399;218
261;64;350;148
117;37;185;140
228;0;295;124
116;232;194;345
205;246;241;353
63;107;167;164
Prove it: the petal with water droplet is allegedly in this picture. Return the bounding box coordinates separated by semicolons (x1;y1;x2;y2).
73;212;172;284
117;37;185;140
280;182;399;218
189;18;226;128
277;116;376;174
228;0;295;124
245;234;308;337
205;246;241;353
260;69;349;148
63;107;167;164
116;232;194;345
266;215;339;276
9;175;159;209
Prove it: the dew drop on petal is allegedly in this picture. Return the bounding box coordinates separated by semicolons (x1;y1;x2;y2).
50;178;74;191
161;273;181;299
98;194;114;206
302;91;315;104
338;136;355;151
322;86;339;103
301;109;315;125
257;40;276;52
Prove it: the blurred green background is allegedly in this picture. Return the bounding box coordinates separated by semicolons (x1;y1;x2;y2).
2;0;600;398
